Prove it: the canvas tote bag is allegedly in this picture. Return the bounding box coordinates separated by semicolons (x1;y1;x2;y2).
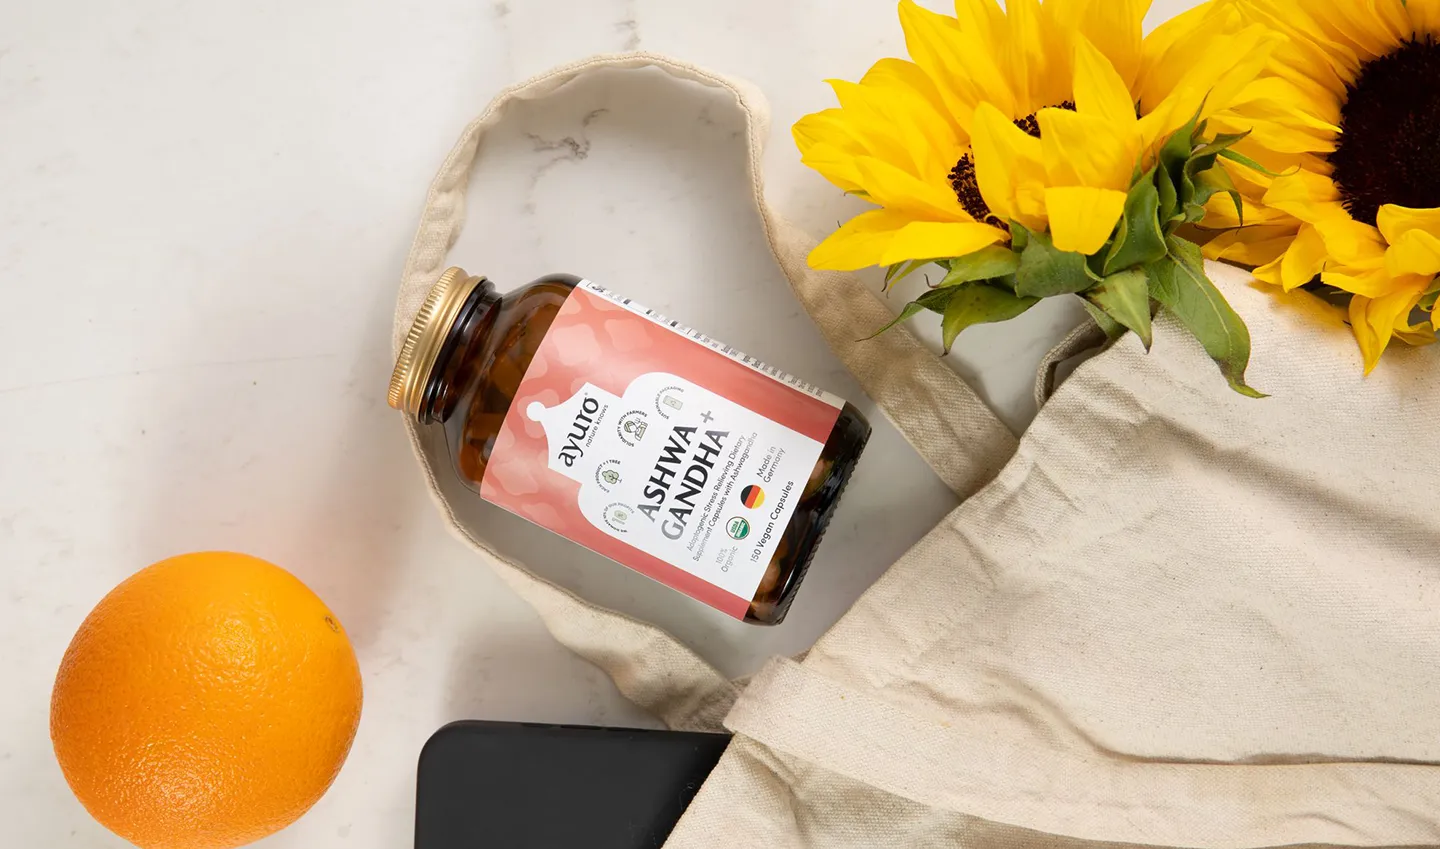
394;54;1440;848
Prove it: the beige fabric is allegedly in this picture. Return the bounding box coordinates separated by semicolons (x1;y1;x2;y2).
1035;319;1106;409
668;263;1440;848
396;54;1440;848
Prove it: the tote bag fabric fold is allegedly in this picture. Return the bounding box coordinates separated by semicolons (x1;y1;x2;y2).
394;54;1440;848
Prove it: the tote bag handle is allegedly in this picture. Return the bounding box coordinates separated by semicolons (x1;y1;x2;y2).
394;53;1016;729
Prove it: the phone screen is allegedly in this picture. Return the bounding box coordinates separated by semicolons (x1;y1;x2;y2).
415;721;731;849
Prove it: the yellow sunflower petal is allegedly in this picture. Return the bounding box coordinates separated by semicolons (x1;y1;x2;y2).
1223;76;1342;131
1376;205;1440;243
1386;230;1440;278
1279;223;1330;291
808;209;912;271
1044;186;1126;255
898;0;1015;124
862;58;964;138
969;102;1048;231
1139;24;1281;148
1312;215;1388;267
1303;0;1409;62
796;142;866;194
1348;294;1384;373
1037;107;1137;191
1411;0;1440;38
1031;0;1076;108
1050;0;1150;92
953;0;1005;29
794;109;862;153
847;60;967;182
1393;326;1437;347
1201;225;1298;267
1243;0;1359;94
1253;254;1284;287
1321;265;1409;298
1217;114;1335;156
793;112;867;193
1001;0;1049;115
1262;172;1384;265
1212;81;1339;166
1348;279;1428;374
1394;292;1437;346
1380;205;1440;279
1072;34;1138;127
853;156;966;220
1137;2;1247;115
1201;188;1292;230
1136;0;1216;106
1393;317;1437;347
879;221;1008;266
1016;183;1050;224
1262;169;1340;219
828;78;932;178
1366;0;1412;52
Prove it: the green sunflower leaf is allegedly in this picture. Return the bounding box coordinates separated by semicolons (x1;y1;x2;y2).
1178;168;1199;218
1218;147;1292;178
990;272;1021;293
1156;163;1180;227
1192;165;1243;225
1009;221;1031;252
884;259;932;289
917;286;955;312
1191;130;1250;162
1158;103;1211;217
1084;268;1154;350
1014;225;1097;298
1103;171;1169;275
1184;131;1251;183
1081;300;1128;341
862;301;928;341
861;286;956;341
1159;111;1200;192
1128;161;1146;189
936;245;1021;288
941;283;1040;353
1146;236;1266;397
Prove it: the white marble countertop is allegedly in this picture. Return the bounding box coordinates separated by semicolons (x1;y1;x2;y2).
0;0;1199;845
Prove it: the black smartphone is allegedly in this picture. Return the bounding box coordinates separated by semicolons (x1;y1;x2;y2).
415;720;731;849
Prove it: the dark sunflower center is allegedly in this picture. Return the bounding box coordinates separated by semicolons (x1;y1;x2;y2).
1330;38;1440;227
949;102;1075;229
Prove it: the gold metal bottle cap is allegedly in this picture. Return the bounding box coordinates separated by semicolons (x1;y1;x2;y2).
388;267;485;415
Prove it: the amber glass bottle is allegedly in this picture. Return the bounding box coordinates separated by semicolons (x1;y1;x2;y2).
390;268;869;625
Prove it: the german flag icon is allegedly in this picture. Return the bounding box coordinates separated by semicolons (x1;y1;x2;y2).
741;485;765;508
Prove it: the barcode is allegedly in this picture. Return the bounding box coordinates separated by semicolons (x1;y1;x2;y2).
581;281;836;404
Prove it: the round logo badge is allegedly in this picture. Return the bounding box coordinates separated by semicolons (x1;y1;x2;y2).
726;517;751;540
740;484;765;508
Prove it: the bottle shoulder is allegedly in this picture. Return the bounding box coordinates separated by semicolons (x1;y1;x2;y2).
527;272;583;288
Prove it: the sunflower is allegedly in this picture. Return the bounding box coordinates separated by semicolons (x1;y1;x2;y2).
794;0;1284;394
794;0;1279;269
1200;0;1440;371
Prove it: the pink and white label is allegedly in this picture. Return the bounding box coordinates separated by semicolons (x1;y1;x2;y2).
479;280;843;619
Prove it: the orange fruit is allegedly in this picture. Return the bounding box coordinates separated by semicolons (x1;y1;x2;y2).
51;552;363;849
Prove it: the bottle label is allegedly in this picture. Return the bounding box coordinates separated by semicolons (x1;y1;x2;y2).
479;280;843;619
